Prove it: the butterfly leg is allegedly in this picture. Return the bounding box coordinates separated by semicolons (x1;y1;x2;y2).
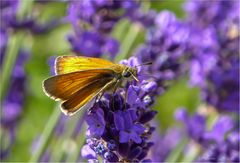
111;79;121;110
96;92;104;102
124;86;128;109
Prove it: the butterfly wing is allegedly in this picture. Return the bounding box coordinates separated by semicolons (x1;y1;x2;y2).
42;69;115;101
43;56;123;115
61;77;116;116
55;55;115;75
43;69;116;116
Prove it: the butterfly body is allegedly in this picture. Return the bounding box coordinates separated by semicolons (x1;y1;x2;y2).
43;55;138;116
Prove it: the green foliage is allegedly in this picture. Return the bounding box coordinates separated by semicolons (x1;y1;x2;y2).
151;0;186;18
154;78;200;131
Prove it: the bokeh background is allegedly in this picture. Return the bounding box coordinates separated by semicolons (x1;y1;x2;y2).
1;0;239;162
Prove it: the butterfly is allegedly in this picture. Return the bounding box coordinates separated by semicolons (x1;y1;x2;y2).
42;55;139;116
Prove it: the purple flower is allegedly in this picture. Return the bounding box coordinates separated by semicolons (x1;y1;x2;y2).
114;110;145;144
175;107;239;161
0;29;8;64
184;0;239;113
82;57;158;162
206;57;239;112
1;0;59;34
68;31;119;58
155;10;176;30
81;144;96;160
0;0;19;29
67;0;140;33
136;10;189;93
197;131;240;162
148;126;183;162
102;38;119;59
68;31;103;57
175;108;206;142
187;27;218;88
66;0;155;59
86;108;106;137
204;116;234;143
69;31;119;58
184;0;239;29
1;51;28;127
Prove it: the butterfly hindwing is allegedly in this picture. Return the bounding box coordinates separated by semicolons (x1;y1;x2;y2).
61;77;116;116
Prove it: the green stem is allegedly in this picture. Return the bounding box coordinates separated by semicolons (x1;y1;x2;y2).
52;111;83;162
29;107;61;162
181;141;201;162
1;0;35;102
114;24;141;62
69;125;86;162
111;19;130;42
17;0;35;20
165;137;188;162
67;113;87;162
1;32;24;102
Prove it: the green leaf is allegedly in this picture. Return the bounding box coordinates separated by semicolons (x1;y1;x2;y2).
114;23;143;62
29;106;61;162
154;78;200;131
150;0;186;18
1;32;24;102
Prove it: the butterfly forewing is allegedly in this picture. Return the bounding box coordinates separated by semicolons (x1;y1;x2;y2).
43;69;114;101
55;55;115;75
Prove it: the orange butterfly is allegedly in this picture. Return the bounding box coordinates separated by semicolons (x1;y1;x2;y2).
42;55;139;116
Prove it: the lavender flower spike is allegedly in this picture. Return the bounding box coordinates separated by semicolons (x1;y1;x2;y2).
82;57;158;162
114;110;145;144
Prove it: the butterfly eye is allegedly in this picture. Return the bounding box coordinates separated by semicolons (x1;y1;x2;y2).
123;70;131;78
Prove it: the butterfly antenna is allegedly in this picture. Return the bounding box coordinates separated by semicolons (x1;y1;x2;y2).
138;74;158;80
135;62;152;67
129;71;139;82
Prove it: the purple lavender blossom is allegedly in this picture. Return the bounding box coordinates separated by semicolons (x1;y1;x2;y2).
175;108;235;144
67;0;140;33
136;10;189;91
81;144;96;160
184;0;239;29
66;0;141;59
1;51;28;127
68;31;119;58
197;131;240;162
175;108;239;162
82;57;158;162
0;0;60;36
148;125;183;162
86;108;106;137
114;110;145;144
66;0;156;59
204;116;234;144
0;0;18;63
0;0;19;29
184;0;239;112
0;29;8;64
206;57;239;112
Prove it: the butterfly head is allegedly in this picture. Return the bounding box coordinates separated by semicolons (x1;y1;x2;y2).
122;66;139;82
